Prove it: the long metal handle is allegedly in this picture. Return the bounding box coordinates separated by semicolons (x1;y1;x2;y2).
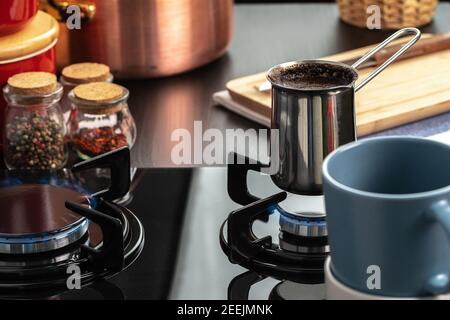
353;27;421;92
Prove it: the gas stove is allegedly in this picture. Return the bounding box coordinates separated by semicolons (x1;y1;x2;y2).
0;162;331;300
220;153;329;300
0;148;145;299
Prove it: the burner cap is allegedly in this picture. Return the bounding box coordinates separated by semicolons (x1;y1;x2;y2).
0;184;89;254
277;208;327;238
276;209;328;254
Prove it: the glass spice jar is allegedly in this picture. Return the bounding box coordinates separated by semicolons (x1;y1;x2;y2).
68;82;136;159
60;63;113;131
3;72;68;170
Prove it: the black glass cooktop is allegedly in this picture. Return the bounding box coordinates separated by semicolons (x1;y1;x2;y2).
47;167;326;300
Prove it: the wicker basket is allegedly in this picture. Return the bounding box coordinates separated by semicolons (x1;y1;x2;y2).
337;0;438;29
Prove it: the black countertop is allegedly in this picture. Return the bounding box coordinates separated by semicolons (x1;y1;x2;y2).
125;2;450;168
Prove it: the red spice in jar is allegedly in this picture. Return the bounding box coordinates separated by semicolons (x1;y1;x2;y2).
73;126;128;158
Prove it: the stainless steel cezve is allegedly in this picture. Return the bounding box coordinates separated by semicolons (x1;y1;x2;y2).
267;28;421;195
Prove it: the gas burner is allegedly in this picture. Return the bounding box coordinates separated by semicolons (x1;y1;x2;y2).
278;210;327;238
0;200;144;299
0;148;145;298
220;153;328;284
0;185;91;255
276;208;328;254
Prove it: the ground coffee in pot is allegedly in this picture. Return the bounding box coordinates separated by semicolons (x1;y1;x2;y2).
269;62;357;90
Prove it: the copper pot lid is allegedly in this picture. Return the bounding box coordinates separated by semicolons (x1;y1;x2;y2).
0;11;59;64
0;184;89;254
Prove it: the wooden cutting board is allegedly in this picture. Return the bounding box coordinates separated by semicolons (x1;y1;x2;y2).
226;35;450;136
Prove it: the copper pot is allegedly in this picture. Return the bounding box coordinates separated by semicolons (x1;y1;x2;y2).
41;0;233;79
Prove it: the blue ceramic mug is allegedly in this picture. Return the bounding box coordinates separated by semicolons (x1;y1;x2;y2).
322;136;450;297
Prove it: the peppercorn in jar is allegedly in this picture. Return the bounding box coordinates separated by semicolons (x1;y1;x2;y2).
2;72;68;170
68;82;136;159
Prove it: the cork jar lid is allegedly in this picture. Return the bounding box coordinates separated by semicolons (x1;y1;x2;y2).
7;72;58;95
0;11;59;63
71;82;129;114
62;63;112;84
